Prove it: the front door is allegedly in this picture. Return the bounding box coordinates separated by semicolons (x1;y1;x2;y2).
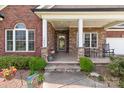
57;34;66;51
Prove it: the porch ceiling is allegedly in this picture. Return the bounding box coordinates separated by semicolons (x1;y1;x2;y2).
48;19;123;30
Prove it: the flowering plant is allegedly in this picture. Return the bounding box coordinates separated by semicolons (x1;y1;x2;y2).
0;66;17;80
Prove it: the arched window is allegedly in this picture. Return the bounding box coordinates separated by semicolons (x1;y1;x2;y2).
6;23;35;52
14;23;26;29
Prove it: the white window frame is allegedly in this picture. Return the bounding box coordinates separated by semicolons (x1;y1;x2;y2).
76;32;98;48
84;32;98;48
28;29;35;51
5;28;35;52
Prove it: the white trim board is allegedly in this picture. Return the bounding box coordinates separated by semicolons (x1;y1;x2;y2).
35;12;124;20
105;28;124;31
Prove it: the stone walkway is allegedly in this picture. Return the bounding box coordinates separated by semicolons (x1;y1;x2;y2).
43;72;108;88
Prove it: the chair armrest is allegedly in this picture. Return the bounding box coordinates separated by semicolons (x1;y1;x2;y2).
110;49;115;53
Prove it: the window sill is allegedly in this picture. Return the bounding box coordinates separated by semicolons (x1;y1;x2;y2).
5;51;35;53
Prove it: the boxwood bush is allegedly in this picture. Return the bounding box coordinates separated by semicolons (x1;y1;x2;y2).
0;56;47;70
79;56;95;72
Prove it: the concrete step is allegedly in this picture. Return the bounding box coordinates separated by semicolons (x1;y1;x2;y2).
94;63;109;67
45;63;80;72
45;59;110;72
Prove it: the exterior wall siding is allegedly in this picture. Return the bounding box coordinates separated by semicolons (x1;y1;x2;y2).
0;5;42;56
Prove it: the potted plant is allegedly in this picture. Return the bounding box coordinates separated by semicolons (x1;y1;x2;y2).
37;74;45;85
48;48;55;61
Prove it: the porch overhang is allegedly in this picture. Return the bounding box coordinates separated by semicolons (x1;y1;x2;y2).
32;6;124;12
34;11;124;20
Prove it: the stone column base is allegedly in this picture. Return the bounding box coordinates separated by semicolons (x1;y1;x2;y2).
41;48;48;62
77;47;84;61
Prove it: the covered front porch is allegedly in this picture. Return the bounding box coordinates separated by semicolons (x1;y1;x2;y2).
42;18;107;62
34;11;124;63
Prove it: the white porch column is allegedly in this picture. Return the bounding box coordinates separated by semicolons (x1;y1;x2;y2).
42;19;48;48
78;18;84;59
42;19;48;61
78;18;84;47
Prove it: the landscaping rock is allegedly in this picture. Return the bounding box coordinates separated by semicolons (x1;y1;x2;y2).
90;72;100;77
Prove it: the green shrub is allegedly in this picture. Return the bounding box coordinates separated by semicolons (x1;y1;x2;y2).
0;56;47;70
79;57;95;72
108;56;124;77
109;55;116;61
119;78;124;88
29;57;47;72
0;56;30;69
0;56;12;68
12;56;30;69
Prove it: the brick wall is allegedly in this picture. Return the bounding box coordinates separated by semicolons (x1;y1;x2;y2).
0;5;42;56
47;22;56;54
69;27;106;56
69;27;78;55
106;31;124;38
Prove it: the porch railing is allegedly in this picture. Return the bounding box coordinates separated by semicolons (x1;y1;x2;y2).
84;43;115;58
84;48;102;58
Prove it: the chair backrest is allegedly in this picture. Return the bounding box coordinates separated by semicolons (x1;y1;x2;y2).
103;43;110;51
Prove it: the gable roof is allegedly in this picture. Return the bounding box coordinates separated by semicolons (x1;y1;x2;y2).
33;5;124;12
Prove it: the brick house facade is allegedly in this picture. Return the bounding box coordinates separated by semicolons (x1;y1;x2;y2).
0;5;124;59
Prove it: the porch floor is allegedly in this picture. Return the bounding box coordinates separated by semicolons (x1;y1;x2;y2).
48;52;110;64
